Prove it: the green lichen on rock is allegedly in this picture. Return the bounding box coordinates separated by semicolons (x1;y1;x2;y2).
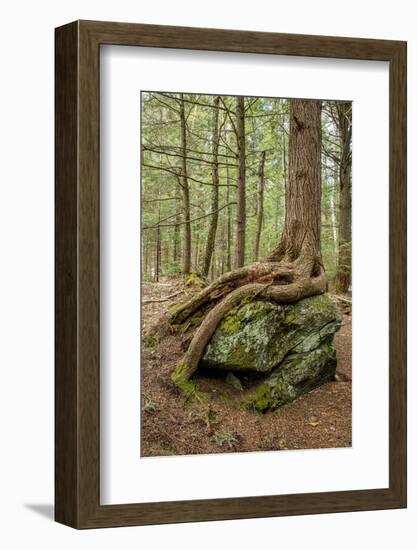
200;293;341;412
245;341;337;412
201;294;341;374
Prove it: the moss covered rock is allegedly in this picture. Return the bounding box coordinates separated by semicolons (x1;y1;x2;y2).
200;294;341;412
201;294;341;374
245;341;337;412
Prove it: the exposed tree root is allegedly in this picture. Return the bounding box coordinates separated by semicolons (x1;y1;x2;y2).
169;261;293;326
171;262;326;391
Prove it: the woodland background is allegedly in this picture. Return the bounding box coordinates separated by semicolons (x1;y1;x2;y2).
141;93;351;290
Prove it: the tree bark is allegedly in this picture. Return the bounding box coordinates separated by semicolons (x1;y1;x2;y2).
253;151;266;261
180;94;191;275
173;212;180;267
194;227;200;269
335;102;352;293
329;164;338;258
278;131;287;235
266;99;322;276
155;225;161;282
201;96;220;277
143;239;149;279
234;96;246;268
226;164;232;272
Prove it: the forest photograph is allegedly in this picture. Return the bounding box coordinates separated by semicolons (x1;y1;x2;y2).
141;91;352;457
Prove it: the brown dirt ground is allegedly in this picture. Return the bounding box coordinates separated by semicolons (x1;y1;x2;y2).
141;279;352;457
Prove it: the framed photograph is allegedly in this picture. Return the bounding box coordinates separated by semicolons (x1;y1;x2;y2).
55;20;406;528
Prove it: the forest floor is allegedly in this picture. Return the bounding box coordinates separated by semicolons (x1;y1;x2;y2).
141;278;352;457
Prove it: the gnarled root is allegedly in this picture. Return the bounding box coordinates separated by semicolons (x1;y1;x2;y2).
169;262;293;326
171;265;326;391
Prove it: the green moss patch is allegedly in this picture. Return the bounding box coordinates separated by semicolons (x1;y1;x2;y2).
142;333;159;349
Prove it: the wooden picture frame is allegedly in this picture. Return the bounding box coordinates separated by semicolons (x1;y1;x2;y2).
55;20;407;529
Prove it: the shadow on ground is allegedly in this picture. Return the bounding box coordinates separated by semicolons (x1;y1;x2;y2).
24;504;54;521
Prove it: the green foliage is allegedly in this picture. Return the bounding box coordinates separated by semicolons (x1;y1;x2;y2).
211;432;239;449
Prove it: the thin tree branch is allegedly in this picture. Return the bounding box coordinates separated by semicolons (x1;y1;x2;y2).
142;163;237;188
143;145;237;167
143;202;237;229
142;290;184;305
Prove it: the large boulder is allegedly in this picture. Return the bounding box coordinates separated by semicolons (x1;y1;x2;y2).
200;294;341;411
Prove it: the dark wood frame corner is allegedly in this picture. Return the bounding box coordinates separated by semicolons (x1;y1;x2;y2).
55;20;407;529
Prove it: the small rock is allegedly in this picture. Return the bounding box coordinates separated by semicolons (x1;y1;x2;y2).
225;372;243;391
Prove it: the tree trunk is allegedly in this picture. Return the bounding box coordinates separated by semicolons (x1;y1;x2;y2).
143;239;149;279
155;228;161;282
171;99;325;393
173;212;180;267
277;131;287;235
220;220;226;275
226;163;232;272
201;96;220;277
180;94;191;275
335;102;352;293
194;228;200;269
253;151;266;261
266;99;322;276
234;96;246;268
329;164;338;258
